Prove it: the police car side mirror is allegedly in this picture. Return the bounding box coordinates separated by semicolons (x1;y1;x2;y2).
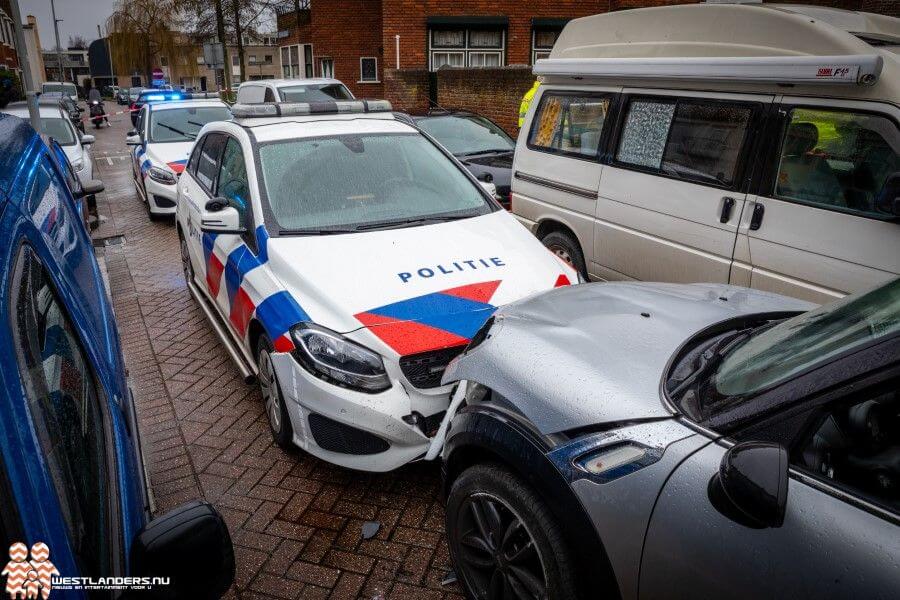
126;134;141;146
875;172;900;218
201;200;245;234
130;500;235;599
478;180;498;198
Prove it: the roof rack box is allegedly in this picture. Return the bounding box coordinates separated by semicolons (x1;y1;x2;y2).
231;99;392;119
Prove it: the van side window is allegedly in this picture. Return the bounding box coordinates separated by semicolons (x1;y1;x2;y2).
616;98;753;187
528;93;610;159
774;108;899;217
10;244;112;577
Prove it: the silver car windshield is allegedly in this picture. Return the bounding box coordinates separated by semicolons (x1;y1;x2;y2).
149;106;232;142
416;115;514;156
258;132;492;233
277;84;353;102
714;279;900;398
39;118;76;146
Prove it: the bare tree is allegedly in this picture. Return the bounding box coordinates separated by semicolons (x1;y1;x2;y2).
107;0;186;86
67;35;88;49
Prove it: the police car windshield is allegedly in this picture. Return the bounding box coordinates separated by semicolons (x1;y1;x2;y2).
278;84;353;102
259;132;492;233
149;106;232;142
416;115;514;156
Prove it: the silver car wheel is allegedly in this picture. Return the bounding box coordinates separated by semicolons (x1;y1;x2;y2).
548;244;574;268
257;349;282;435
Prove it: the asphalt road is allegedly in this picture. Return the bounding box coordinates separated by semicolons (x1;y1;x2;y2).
89;103;462;600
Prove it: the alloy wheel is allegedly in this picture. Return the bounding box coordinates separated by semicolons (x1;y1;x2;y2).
548;244;574;268
456;492;548;600
257;349;282;435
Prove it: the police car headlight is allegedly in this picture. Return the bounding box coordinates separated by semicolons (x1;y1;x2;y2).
72;157;85;172
148;166;177;185
291;323;391;393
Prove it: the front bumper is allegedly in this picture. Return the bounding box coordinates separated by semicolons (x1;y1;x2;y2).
270;352;451;472
143;176;178;215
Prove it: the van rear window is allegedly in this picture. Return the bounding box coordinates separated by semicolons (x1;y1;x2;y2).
528;93;610;159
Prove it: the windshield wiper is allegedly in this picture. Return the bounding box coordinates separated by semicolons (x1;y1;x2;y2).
279;227;360;235
668;328;753;400
458;148;513;157
355;215;470;231
157;123;196;139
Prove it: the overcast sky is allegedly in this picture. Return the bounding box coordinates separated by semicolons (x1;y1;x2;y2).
20;0;118;49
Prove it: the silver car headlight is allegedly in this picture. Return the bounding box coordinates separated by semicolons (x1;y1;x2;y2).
148;166;177;185
290;323;391;393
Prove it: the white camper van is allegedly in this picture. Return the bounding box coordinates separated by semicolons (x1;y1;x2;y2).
513;4;899;303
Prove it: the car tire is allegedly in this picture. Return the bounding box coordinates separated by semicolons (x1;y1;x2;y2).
541;230;587;280
256;335;294;450
446;463;578;600
179;232;194;286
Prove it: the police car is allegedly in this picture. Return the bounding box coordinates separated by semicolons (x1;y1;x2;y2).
127;95;231;218
176;99;577;472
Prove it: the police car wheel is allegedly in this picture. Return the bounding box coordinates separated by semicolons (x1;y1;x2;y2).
180;234;194;286
256;336;294;450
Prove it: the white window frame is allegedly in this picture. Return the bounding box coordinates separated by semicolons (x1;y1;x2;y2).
320;58;334;79
431;51;465;70
531;28;560;65
428;27;506;71
467;51;502;68
359;56;379;83
279;43;313;79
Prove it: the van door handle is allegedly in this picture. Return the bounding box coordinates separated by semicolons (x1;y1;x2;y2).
720;197;736;223
749;203;765;231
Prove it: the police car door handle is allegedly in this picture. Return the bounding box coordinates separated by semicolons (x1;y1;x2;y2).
749;202;765;231
720;197;736;223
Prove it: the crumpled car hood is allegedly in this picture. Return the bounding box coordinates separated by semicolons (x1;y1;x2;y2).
443;282;815;434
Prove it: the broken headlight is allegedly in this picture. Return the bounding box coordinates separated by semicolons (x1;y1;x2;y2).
290;323;391;393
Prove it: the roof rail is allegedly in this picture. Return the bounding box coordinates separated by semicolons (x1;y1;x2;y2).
533;54;884;86
231;99;393;118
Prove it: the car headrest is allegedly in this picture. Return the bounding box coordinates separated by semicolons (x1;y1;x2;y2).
784;122;819;157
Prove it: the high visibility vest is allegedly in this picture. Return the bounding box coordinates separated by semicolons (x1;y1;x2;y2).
518;81;540;128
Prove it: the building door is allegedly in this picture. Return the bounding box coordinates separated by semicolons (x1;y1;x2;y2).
200;76;207;91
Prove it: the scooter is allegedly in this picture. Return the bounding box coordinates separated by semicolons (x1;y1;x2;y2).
89;100;107;128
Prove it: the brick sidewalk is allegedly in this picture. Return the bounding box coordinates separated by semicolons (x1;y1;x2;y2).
91;116;462;600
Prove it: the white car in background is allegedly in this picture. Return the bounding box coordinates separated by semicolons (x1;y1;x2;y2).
235;78;354;104
175;100;577;472
127;97;232;218
1;101;95;184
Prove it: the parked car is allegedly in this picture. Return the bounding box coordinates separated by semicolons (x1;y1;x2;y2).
0;113;235;598
514;3;900;303
1;100;96;186
46;136;104;231
235;78;354;104
130;89;188;126
127;96;232;218
39;91;85;133
40;80;78;100
442;277;899;600
175;99;577;472
116;87;131;104
413;110;516;209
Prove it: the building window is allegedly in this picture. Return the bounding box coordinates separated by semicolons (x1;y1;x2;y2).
280;44;312;79
359;57;378;83
320;58;334;79
428;27;505;70
264;54;273;64
532;28;561;64
232;54;239;67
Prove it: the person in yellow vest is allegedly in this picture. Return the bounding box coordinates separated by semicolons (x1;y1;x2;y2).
518;79;542;129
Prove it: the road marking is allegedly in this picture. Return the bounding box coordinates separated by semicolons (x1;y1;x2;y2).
106;157;114;166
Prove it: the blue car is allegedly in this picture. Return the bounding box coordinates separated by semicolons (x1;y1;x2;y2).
0;113;234;598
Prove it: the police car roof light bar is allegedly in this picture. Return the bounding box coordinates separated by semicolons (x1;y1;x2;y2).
533;54;884;86
231;99;393;119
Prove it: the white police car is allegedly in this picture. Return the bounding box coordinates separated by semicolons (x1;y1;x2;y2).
176;99;577;471
127;96;231;218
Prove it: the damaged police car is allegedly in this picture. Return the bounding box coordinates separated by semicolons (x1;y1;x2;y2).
175;99;575;472
441;279;900;600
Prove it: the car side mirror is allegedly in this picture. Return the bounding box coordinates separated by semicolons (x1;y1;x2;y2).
80;134;95;146
709;441;788;529
478;180;498;198
80;179;104;196
129;501;234;598
201;198;245;234
875;172;900;218
126;133;142;146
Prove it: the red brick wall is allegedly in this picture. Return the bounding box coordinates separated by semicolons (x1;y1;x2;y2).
383;68;431;113
0;0;19;71
278;0;384;99
435;66;534;135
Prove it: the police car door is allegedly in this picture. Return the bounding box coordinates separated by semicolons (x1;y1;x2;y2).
181;132;227;299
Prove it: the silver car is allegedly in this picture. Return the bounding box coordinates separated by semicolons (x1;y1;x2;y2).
442;279;900;600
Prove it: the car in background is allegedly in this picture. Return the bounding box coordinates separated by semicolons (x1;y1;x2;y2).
0;112;235;598
413;110;516;209
46;136;104;231
129;89;191;126
41;80;78;100
127;96;231;217
116;87;131;104
38;91;85;133
442;278;900;600
1;100;96;186
234;78;354;104
176;99;576;472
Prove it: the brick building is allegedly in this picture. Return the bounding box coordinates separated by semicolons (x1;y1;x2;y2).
276;0;899;132
0;0;20;72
